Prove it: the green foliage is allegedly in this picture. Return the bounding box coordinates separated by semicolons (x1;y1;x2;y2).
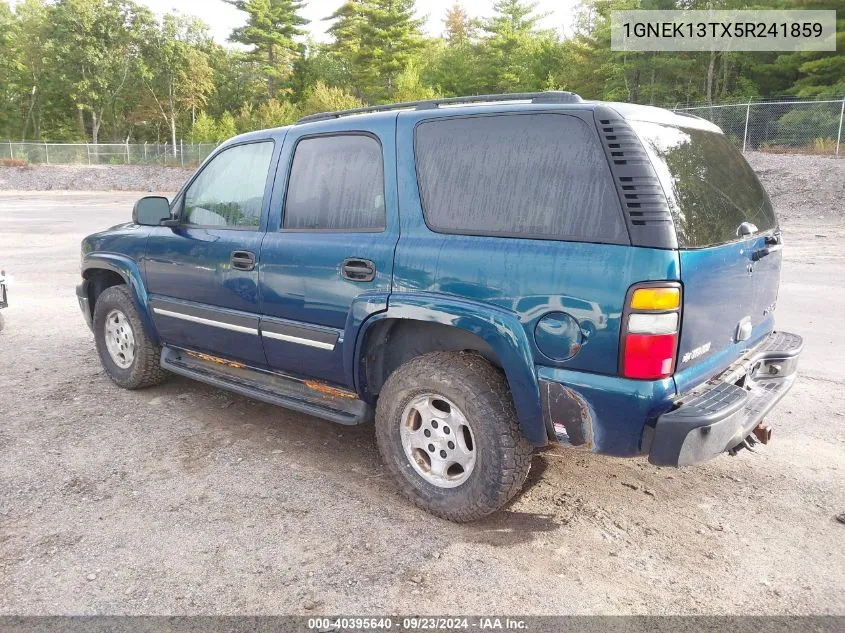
393;62;437;102
226;0;308;97
189;111;217;142
141;12;214;148
216;111;238;140
0;0;841;143
256;98;298;127
325;0;424;102
300;81;363;117
775;105;843;145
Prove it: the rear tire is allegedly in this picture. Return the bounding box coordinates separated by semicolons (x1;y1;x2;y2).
93;285;167;390
375;351;533;522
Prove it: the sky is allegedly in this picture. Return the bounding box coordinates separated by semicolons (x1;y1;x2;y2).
137;0;582;44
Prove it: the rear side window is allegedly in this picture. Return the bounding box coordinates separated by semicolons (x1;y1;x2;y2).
632;121;777;248
284;134;385;231
414;113;627;243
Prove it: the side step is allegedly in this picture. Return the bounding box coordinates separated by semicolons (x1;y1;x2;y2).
160;346;373;425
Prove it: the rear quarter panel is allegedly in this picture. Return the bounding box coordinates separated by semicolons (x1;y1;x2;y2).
395;107;680;374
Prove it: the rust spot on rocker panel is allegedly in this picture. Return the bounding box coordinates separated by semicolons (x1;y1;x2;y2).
304;380;358;400
185;350;246;369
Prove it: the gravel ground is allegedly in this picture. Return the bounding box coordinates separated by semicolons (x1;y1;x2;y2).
745;152;845;222
1;152;843;218
0;154;843;616
0;165;193;192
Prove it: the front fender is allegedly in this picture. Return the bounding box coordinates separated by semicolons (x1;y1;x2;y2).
82;253;159;345
354;292;546;445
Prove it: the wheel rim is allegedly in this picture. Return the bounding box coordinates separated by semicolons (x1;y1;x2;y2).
399;393;476;489
104;309;136;369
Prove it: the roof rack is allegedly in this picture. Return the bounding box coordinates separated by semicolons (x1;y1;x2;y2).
296;91;583;124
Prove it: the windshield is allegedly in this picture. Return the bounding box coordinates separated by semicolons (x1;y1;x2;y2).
631;121;777;248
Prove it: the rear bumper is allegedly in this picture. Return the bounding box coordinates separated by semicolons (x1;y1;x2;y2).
644;331;803;466
76;281;92;330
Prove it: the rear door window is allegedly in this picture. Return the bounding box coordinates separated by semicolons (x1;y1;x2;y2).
631;121;777;248
283;134;385;231
413;113;627;244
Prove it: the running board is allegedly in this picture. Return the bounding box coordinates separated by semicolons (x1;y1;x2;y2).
160;346;372;425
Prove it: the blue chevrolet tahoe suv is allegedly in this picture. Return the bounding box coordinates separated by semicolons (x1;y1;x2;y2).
77;91;803;521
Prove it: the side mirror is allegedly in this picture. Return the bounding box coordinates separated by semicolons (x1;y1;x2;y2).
133;196;172;227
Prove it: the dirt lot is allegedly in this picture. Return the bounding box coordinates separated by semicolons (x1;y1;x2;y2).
0;157;844;615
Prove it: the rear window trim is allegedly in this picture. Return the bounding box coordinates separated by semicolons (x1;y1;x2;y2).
674;225;780;251
280;130;387;234
412;112;630;246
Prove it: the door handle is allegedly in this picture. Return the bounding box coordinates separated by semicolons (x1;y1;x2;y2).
231;250;256;271
342;258;376;282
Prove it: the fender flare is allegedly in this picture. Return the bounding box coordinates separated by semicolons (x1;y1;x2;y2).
352;292;546;446
82;254;160;345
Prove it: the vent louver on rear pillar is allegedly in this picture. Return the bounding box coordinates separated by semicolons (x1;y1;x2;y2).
593;105;677;249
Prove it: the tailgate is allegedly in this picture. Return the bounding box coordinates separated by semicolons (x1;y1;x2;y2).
629;119;781;392
675;236;781;392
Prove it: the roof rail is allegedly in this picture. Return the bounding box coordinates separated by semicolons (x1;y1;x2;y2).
296;91;583;124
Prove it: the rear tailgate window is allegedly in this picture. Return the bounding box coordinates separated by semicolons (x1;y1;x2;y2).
631;121;777;248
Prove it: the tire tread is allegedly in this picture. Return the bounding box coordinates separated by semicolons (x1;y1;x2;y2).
375;351;533;522
93;285;167;390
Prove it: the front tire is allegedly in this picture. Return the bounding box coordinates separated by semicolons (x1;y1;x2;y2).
375;351;533;522
93;285;167;390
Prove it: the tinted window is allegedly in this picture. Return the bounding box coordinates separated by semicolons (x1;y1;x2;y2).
632;121;777;248
184;141;274;228
284;135;385;230
414;114;626;243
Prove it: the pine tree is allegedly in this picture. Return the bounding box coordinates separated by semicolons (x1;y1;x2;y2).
356;0;424;102
227;0;308;98
443;2;473;45
480;0;548;92
325;0;368;93
326;1;367;60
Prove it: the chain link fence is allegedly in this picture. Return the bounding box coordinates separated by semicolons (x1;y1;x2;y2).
2;98;844;163
0;141;219;167
673;98;845;157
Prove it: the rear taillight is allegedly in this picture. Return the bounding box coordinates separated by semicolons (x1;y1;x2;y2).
620;284;682;380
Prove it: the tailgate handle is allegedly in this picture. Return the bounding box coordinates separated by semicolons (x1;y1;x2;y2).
752;244;782;261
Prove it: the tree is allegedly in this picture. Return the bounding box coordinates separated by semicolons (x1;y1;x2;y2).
189;110;217;142
0;0;23;138
443;2;474;44
299;81;363;117
207;46;266;118
227;0;308;98
50;0;152;144
393;62;437;101
216;111;238;140
355;0;425;101
479;0;550;92
325;0;368;92
142;13;214;152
